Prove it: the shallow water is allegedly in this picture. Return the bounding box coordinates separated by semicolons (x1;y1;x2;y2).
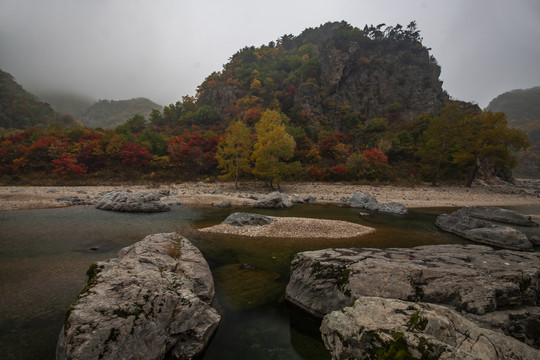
0;204;536;360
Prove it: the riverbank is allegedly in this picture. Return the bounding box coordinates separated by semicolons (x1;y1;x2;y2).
1;181;539;213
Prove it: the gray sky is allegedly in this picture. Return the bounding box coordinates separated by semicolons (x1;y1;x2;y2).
1;0;539;108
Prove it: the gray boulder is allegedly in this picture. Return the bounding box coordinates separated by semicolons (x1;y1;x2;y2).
95;191;171;212
285;244;540;346
436;212;533;251
455;206;538;227
253;191;293;209
321;296;540;360
222;212;275;226
57;233;220;360
349;191;407;215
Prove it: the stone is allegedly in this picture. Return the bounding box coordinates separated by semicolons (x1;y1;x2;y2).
303;195;317;203
530;236;540;247
95;191;171;212
436;212;533;251
321;296;540;360
56;196;86;205
285;244;540;346
218;201;231;208
349;191;407;215
253;191;293;209
57;233;220;360
221;212;275;226
455;206;538;227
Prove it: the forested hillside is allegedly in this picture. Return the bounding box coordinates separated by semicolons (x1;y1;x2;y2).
0;22;529;185
0;69;79;131
78;98;163;129
487;87;540;178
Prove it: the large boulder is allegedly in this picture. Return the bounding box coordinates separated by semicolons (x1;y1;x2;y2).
222;212;275;226
285;244;540;346
57;233;220;360
253;191;293;209
321;296;540;360
436;212;533;251
95;191;171;212
455;206;538;227
349;191;407;215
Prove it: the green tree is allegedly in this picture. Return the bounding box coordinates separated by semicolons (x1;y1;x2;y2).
252;109;298;189
216;120;252;188
453;111;529;187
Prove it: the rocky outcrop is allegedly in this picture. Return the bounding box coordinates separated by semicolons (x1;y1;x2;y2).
455;206;538;227
57;233;220;360
222;212;275;226
321;296;540;360
436;211;533;251
285;244;540;347
95;191;171;212
253;191;293;209
349;191;408;215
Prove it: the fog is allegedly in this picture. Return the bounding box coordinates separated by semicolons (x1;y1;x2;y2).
1;0;539;108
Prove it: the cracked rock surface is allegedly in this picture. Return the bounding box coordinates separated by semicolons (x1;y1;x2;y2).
285;244;540;351
321;296;540;360
57;233;220;360
95;191;171;212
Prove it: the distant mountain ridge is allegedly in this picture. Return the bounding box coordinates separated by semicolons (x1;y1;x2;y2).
0;69;79;130
78;97;163;129
487;86;540;178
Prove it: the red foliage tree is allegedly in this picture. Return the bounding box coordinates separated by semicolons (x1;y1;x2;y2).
52;154;87;175
119;143;152;168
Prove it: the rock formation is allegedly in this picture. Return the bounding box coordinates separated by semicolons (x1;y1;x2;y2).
285;244;540;348
222;212;275;226
57;233;220;360
321;296;540;360
253;191;293;209
455;206;538;227
349;191;408;215
436;211;533;251
95;191;171;212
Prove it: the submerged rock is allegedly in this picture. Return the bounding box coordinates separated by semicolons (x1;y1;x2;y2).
253;191;293;209
436;212;533;251
321;296;540;360
455;206;538;227
57;233;220;360
349;191;407;215
222;212;275;226
95;191;171;212
285;244;540;346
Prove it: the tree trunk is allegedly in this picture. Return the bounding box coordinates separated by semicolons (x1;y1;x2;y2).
234;156;239;190
466;164;481;187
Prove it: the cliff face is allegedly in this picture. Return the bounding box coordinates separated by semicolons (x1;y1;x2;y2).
196;21;448;129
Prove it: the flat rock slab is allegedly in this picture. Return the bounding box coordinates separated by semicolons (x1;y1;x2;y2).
199;216;375;238
95;191;171;212
436;212;533;251
455;206;538;227
57;233;220;360
222;212;275;226
285;244;540;346
253;191;293;209
349;191;408;215
321;296;540;360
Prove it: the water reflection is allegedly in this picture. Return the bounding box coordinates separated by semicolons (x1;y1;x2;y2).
0;204;510;360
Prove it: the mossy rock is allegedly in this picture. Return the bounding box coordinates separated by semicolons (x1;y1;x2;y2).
213;264;282;311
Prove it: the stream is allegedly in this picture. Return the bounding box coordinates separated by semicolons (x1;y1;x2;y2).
2;203;533;359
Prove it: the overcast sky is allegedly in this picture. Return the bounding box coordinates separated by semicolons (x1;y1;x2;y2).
1;0;539;108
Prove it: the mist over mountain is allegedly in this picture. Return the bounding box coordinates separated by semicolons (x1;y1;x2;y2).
78;98;163;129
487;86;540;178
35;91;95;120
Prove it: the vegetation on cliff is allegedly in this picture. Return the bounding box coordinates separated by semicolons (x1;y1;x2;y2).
0;22;529;185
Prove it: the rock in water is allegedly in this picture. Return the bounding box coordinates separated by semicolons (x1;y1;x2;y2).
285;244;540;346
349;191;408;215
321;296;540;360
95;191;171;212
57;233;220;360
253;191;293;209
455;206;538;227
436;212;533;251
222;212;275;226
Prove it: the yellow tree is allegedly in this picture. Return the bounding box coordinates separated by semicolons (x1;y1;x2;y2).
216;120;252;189
251;109;298;190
